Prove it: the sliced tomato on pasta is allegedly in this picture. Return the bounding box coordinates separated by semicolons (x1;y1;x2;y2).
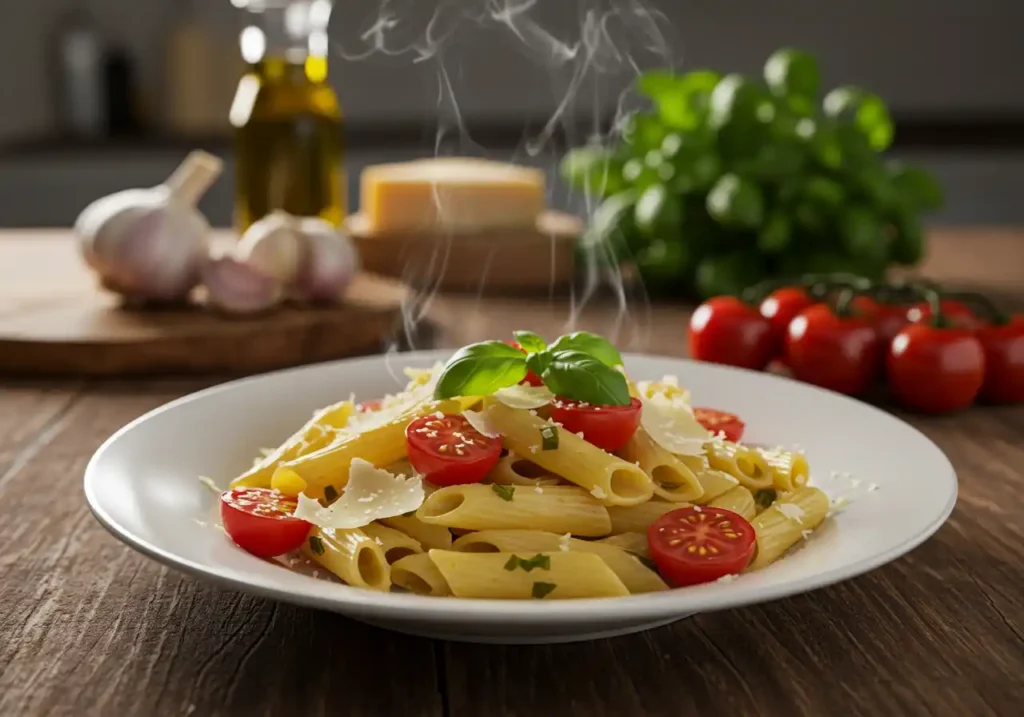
406;414;502;486
693;408;745;442
648;506;756;586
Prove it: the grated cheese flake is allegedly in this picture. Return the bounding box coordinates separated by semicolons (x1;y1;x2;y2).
776;503;805;523
292;458;425;530
462;409;501;438
638;392;710;456
590;486;608;500
715;574;738;584
493;384;555;410
558;533;571;552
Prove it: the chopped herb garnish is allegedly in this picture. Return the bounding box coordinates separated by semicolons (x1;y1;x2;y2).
324;485;339;502
532;581;557;599
540;425;559;451
308;535;326;556
504;555;521;571
518;553;552;572
492;484;516;502
754;489;778;510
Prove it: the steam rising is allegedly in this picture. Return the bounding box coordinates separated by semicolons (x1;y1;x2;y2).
330;0;676;356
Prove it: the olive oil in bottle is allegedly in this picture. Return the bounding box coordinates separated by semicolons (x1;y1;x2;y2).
230;0;345;232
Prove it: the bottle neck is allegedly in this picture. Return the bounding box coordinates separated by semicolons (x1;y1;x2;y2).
240;1;331;65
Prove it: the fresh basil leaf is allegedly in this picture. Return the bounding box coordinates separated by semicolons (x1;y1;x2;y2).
540;350;631;406
525;350;553;377
513;330;546;354
547;332;624;368
491;484;516;502
433;341;527;399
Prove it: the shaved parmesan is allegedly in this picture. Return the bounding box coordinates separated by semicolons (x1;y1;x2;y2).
462;409;501;438
639;392;710;456
776;503;805;523
293;459;425;530
341;364;443;437
558;533;571;552
198;475;222;494
493;384;555;409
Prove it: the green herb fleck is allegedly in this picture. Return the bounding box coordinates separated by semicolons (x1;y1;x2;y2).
492;484;516;502
323;485;339;502
532;581;557;599
308;535;325;556
504;555;521;571
540;425;559;451
518;553;552;572
754;489;778;510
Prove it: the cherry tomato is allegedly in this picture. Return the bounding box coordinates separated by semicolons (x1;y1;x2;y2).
689;296;774;370
357;399;383;413
974;316;1024;404
907;299;981;330
693;408;745;442
406;414;502;486
851;296;911;345
505;340;544;386
887;323;985;413
220;487;312;558
759;287;815;360
647;506;756;587
549;397;642;453
785;304;881;395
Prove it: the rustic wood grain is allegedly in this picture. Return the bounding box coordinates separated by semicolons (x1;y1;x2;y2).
1;227;1024;716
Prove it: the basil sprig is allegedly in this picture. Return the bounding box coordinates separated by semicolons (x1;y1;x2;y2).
433;331;631;407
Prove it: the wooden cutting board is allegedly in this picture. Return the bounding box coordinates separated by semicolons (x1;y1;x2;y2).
0;231;412;377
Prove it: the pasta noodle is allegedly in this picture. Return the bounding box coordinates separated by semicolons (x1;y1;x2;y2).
391;553;452;596
428;549;630;599
619;429;704;503
301;526;390;591
417;484;611;537
748;487;829;570
607;501;682;535
361;522;423;564
708;486;756;521
757;447;810;492
488;453;562;487
706;441;774;491
380;515;453;551
595;532;651;559
485;402;654;506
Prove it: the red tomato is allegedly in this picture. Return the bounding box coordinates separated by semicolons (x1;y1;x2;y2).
549;397;642;453
887;323;985;413
759;287;815;360
974;316;1024;404
357;399;383;413
852;297;912;345
907;299;980;330
693;408;745;442
785;304;881;395
689;296;774;370
506;340;544;386
647;506;756;587
406;414;502;486
220;487;312;558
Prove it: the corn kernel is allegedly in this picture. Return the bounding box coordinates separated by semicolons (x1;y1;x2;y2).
271;467;307;497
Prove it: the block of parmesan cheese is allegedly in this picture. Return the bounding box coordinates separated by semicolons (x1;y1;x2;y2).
360;157;546;234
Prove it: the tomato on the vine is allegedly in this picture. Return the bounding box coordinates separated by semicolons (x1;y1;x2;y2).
506;340;544;386
759;287;815;360
549;397;642;453
648;506;756;587
220;487;312;558
907;299;980;330
974;316;1024;404
785;303;881;395
887;323;985;413
693;408;745;442
851;296;911;344
406;414;503;486
689;296;774;370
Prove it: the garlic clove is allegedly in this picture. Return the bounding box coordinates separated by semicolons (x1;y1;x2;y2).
234;212;304;284
292;218;361;303
202;255;284;315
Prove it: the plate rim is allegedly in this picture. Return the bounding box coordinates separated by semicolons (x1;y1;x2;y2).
84;350;959;625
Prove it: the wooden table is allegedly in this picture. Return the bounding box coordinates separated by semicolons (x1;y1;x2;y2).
2;229;1023;717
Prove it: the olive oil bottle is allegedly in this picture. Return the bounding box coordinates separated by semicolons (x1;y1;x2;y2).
230;0;345;232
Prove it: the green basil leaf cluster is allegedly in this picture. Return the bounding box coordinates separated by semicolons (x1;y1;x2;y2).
562;46;944;299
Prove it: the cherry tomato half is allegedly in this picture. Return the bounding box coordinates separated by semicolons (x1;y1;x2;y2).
785;304;881;395
689;296;774;370
220;487;312;558
357;399;383;413
406;414;502;486
506;340;544;386
693;408;745;442
549;397;642;453
975;316;1024;404
648;506;756;587
887;323;985;413
907;299;981;330
759;287;815;361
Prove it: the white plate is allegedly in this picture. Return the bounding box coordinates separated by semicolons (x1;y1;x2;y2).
84;351;957;644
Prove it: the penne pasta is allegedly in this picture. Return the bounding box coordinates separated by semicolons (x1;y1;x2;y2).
595;532;650;560
607;501;682;535
391;553;452;596
756;447;810;492
487;453;563;487
485;402;653;506
706;441;774;491
417;484;611;537
708;486;756;521
619;429;704;503
361;522;424;564
748;487;829;570
301;526;390;591
428;549;630;599
451;529;667;593
677;455;741;503
380;515;453;551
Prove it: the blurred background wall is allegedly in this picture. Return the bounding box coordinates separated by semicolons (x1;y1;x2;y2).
0;0;1021;227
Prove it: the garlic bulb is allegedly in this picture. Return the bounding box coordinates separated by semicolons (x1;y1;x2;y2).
291;218;360;303
234;211;304;283
202;255;283;315
75;151;222;302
